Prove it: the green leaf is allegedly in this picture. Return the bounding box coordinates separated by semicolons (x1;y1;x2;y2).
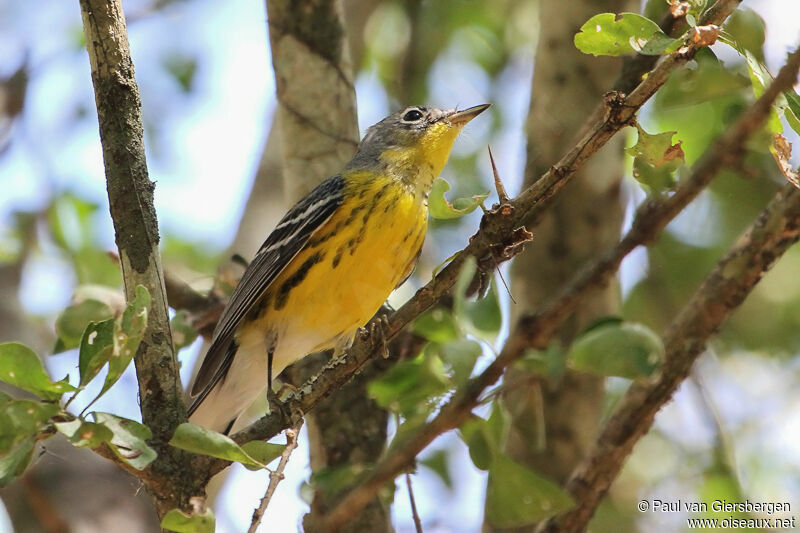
459;415;496;471
91;285;150;406
169;423;264;469
0;436;35;487
311;463;368;499
722;7;766;62
487;401;510;449
171;310;198;351
574;13;681;57
47;193;99;253
485;456;575;528
419;449;453;489
163;54;198;93
0;343;76;400
567;322;664;379
432;339;482;386
386;412;428;454
626;124;684;193
161;507;215;533
55;419;113;448
413;307;460;343
54;299;114;352
93;412;157;470
0;400;59;455
515;345;566;379
78;319;115;387
368;355;449;416
784;90;800;136
429;178;488;220
240;441;284;471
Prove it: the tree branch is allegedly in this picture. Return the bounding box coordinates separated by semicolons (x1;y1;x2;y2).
193;0;742;482
315;37;800;533
79;0;201;517
247;419;303;533
538;181;800;531
79;0;180;439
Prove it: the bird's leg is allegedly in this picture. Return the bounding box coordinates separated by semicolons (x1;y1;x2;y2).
369;314;390;359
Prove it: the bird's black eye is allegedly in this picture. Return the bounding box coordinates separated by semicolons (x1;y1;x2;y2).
403;109;424;122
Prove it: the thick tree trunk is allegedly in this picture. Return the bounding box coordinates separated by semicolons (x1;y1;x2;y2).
264;1;392;531
489;0;632;530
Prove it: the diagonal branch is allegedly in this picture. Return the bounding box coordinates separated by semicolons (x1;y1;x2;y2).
193;0;743;482
316;40;800;532
538;182;800;532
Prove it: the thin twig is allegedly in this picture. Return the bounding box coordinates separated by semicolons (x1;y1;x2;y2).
405;472;424;533
248;419;303;533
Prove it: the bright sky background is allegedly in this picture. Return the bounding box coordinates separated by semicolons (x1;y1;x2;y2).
0;0;799;531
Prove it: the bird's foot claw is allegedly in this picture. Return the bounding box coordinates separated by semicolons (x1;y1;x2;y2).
370;315;390;358
267;386;293;423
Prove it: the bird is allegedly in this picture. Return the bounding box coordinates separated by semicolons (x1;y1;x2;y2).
188;104;490;433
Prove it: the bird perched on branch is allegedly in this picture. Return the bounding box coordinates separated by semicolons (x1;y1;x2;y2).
188;104;490;433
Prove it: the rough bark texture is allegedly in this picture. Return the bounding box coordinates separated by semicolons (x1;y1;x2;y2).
267;0;359;200
264;1;391;531
79;0;202;519
496;1;631;530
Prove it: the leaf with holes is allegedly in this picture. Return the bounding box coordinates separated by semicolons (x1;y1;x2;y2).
91;285;150;406
575;13;681;57
78;319;115;388
93;412;157;470
54;299;114;353
626;125;684;193
55;419;113;448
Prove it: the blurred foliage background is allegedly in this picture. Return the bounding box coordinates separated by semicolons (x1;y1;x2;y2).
0;0;799;531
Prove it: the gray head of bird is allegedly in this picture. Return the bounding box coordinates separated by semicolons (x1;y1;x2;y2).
346;104;490;187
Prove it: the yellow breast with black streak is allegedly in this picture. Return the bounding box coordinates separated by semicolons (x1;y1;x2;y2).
249;170;427;356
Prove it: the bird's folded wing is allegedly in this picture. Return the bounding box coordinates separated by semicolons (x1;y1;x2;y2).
188;175;346;407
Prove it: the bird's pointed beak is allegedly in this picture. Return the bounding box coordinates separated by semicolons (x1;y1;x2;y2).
448;104;491;126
